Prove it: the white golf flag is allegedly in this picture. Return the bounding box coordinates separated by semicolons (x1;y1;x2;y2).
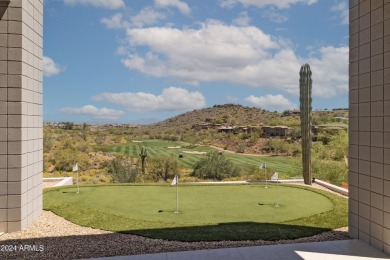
271;171;278;181
171;175;178;185
72;163;78;172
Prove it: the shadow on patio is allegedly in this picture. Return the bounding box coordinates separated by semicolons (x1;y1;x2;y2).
0;221;349;260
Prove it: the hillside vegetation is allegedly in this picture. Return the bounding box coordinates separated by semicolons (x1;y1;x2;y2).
44;103;348;186
137;104;347;130
130;104;347;154
151;104;291;129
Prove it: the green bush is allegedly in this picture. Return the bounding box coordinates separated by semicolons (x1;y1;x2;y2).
191;151;241;180
53;148;90;172
286;156;347;186
236;144;245;153
312;159;347;186
147;154;180;181
107;157;139;183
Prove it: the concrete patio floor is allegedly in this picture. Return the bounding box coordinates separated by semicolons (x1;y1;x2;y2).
93;239;390;260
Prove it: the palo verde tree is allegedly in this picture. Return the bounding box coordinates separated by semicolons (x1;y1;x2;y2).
299;63;313;185
139;146;148;174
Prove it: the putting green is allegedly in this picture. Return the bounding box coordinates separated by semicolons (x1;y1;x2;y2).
44;184;333;225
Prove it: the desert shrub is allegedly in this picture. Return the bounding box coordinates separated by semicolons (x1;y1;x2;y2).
267;138;286;155
284;142;301;156
191;151;241;180
147;154;180;181
327;130;348;161
107;157;139;183
312;159;347;186
285;157;303;179
49;135;92;172
97;174;111;183
43;133;54;153
236;144;245;153
53;148;90;172
179;175;198;182
286;156;347;186
312;130;348;161
241;165;263;180
243;164;277;180
248;132;260;144
240;133;251;140
95;145;111;153
80;174;93;183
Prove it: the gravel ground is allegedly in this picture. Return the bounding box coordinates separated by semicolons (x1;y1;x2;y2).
0;184;350;260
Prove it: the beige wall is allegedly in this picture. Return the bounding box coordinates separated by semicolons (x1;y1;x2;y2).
0;0;43;233
349;0;390;254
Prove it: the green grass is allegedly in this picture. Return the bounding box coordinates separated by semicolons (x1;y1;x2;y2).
44;184;348;241
108;140;295;176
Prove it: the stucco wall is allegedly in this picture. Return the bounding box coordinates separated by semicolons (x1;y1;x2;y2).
0;0;43;233
348;0;390;253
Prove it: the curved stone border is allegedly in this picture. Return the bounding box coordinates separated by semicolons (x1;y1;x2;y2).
188;179;348;197
43;177;73;187
313;179;348;196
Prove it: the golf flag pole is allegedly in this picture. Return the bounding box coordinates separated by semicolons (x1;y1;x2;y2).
171;175;179;213
271;171;279;207
73;163;79;194
260;162;268;188
176;177;179;213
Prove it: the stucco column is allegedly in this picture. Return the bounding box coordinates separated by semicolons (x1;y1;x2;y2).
348;0;390;254
0;0;43;233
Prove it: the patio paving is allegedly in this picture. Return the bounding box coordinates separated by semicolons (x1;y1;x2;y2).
92;239;390;260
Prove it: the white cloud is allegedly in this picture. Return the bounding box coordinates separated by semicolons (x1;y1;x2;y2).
92;87;206;113
308;46;349;96
43;56;63;77
122;20;279;82
245;94;296;111
154;0;191;15
115;46;128;55
101;8;166;29
130;7;167;28
64;0;125;9
331;1;349;25
219;0;317;9
233;11;251;26
262;7;288;23
101;1;189;30
101;13;128;29
120;20;348;97
61;105;125;120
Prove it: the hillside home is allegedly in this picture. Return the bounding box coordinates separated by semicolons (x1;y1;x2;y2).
261;126;290;137
218;126;235;133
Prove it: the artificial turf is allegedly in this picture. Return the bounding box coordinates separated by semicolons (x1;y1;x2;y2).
43;184;348;241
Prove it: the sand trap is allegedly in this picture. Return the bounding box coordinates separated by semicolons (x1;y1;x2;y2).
182;151;207;155
167;146;181;149
132;141;142;143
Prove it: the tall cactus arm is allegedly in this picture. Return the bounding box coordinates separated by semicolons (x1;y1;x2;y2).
299;64;313;185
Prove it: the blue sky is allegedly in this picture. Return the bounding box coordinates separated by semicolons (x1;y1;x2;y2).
43;0;349;124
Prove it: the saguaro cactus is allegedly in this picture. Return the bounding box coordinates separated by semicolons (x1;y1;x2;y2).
139;146;148;174
299;64;312;185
